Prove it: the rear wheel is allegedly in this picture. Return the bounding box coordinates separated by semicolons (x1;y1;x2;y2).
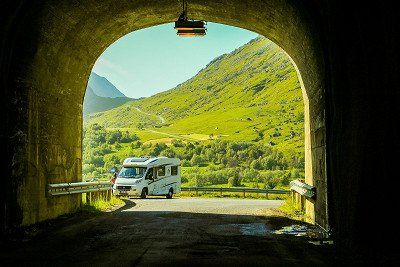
140;188;147;199
166;188;173;199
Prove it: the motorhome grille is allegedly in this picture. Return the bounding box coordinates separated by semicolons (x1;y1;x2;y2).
117;186;131;190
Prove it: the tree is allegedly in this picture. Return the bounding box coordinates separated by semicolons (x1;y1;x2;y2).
172;139;184;147
120;131;138;143
82;164;96;174
228;176;241;187
150;143;167;156
161;148;175;158
266;176;280;189
103;155;121;172
114;142;122;149
131;140;142;149
251;159;262;170
191;154;206;166
107;131;122;144
227;157;239;167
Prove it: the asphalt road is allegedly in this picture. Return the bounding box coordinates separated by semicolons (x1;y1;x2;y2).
128;197;284;215
1;197;334;266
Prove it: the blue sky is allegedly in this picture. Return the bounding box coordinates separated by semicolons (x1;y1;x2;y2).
92;22;258;98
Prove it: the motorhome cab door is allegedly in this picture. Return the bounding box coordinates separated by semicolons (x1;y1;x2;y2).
154;165;166;195
145;168;155;194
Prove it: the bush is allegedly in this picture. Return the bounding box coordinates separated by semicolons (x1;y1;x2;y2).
266;177;280;189
228;176;241;187
191;154;207;166
131;140;142;149
83;164;96;174
150;143;167;156
181;159;191;167
107;131;122;144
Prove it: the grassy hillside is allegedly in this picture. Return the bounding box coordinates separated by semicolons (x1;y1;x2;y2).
86;36;304;156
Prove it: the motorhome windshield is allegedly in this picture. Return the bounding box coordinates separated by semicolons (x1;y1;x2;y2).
118;167;147;178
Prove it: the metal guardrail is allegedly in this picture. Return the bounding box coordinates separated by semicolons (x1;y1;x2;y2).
181;186;290;197
47;181;112;196
290;179;315;198
47;183;290;197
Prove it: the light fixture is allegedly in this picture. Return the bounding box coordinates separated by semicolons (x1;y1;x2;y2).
174;0;207;37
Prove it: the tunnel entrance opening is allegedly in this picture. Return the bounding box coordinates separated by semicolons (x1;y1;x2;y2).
81;21;323;229
3;0;327;236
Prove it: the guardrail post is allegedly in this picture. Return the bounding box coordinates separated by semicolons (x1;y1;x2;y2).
86;192;91;204
289;179;315;212
265;191;269;199
220;188;222;196
243;189;245;198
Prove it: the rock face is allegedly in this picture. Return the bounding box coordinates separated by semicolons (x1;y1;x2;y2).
0;0;400;261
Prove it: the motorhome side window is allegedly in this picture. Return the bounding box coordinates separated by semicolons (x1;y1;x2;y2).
145;168;154;180
157;166;165;177
171;166;178;175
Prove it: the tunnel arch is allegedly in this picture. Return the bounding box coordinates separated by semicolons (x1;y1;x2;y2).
4;0;327;229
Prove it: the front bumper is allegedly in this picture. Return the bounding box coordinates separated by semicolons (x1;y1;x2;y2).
113;187;140;196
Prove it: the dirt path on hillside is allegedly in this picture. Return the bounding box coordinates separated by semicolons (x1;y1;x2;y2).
145;129;199;141
134;107;165;124
0;198;334;266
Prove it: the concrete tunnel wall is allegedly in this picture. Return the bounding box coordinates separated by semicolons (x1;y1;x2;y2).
3;0;400;259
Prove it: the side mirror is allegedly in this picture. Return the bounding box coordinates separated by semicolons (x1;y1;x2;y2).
109;167;118;174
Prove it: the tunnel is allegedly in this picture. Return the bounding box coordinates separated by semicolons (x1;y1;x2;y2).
1;0;400;261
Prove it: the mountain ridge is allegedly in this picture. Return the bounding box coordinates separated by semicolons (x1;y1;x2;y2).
83;85;132;116
88;72;126;98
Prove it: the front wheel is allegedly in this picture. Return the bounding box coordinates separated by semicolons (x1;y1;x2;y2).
140;188;147;199
166;188;173;199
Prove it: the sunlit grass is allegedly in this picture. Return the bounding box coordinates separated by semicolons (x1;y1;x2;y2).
279;198;305;220
81;194;124;213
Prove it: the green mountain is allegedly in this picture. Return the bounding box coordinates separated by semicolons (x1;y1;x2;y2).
85;36;304;156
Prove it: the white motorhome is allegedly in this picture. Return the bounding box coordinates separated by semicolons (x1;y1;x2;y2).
113;156;181;198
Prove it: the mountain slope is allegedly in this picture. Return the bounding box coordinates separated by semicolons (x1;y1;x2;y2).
86;36;304;156
83;86;132;116
88;72;126;98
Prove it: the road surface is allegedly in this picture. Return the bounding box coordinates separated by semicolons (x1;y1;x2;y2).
0;197;333;266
